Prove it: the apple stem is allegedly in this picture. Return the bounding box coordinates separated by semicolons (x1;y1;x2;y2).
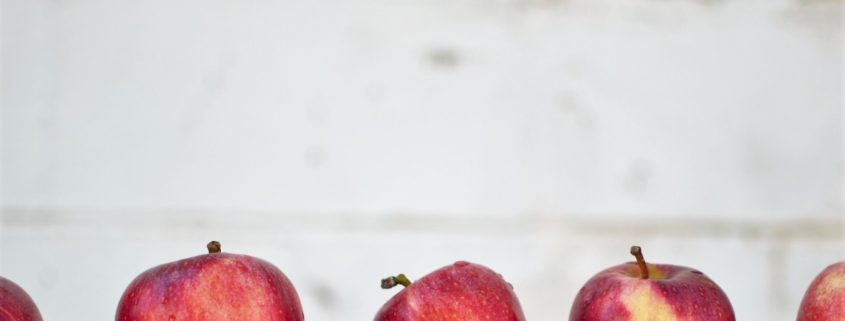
207;241;222;254
630;245;649;279
381;274;412;289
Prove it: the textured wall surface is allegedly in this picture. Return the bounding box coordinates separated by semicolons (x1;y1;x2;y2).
1;0;843;321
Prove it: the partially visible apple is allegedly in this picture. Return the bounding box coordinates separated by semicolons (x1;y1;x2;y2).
375;261;525;321
116;241;303;321
0;276;43;321
797;262;845;321
570;246;735;321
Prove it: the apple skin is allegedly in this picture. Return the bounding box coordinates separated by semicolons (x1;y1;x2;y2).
797;262;845;321
570;262;735;321
375;261;526;321
116;244;303;321
0;276;43;321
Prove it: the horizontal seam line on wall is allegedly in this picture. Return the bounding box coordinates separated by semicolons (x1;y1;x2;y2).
1;208;842;240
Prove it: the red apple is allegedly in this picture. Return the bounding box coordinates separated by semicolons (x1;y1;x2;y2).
570;246;735;321
374;261;525;321
797;262;845;321
116;241;303;321
0;276;43;321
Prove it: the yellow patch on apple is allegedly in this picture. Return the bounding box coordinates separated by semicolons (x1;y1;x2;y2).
622;282;681;321
815;272;845;302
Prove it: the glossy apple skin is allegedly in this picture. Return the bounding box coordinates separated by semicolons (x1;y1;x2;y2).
0;276;43;321
797;262;845;321
116;252;303;321
570;262;734;321
375;261;525;321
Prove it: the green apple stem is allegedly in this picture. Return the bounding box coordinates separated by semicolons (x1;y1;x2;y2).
207;241;222;254
630;245;649;279
381;274;412;289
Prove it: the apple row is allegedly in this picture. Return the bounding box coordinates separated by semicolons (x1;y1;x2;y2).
1;241;842;321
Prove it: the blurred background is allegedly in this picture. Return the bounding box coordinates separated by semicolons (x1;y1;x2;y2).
1;0;843;320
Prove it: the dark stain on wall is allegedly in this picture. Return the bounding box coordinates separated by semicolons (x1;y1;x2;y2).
425;48;461;69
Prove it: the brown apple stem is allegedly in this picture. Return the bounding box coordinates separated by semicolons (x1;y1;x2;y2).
381;274;412;289
630;245;649;279
207;241;222;254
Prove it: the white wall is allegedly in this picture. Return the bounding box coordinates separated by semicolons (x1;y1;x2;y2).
1;0;843;321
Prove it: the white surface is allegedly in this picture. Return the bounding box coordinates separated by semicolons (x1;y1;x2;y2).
1;0;843;321
3;0;842;220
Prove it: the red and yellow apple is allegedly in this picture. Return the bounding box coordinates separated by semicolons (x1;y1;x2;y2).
0;276;43;321
375;261;525;321
797;262;845;321
116;241;303;321
569;246;735;321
